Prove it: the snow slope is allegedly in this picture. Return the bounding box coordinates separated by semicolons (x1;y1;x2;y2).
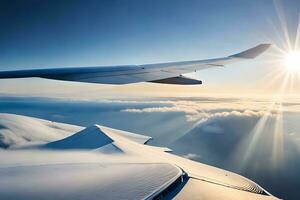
0;114;151;150
44;125;114;149
0;114;279;200
0;160;181;200
0;113;81;148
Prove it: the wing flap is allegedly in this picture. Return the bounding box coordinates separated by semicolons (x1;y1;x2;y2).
149;76;202;85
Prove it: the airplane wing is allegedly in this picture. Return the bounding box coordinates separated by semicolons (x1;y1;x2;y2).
0;44;271;85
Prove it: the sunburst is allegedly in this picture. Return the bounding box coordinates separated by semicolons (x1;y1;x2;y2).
235;0;300;170
283;51;300;71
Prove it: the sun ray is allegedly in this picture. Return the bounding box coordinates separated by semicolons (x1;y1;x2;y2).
238;101;275;170
295;14;300;51
253;67;285;91
267;15;290;51
273;46;288;56
273;0;292;51
271;99;284;168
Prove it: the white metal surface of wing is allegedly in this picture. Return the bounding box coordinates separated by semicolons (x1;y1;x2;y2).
0;44;271;85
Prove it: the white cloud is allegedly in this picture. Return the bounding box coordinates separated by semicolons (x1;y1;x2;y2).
121;98;274;122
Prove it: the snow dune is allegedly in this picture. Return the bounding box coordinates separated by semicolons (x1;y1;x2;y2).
0;161;181;200
0;114;151;151
0;113;80;148
45;125;114;150
0;113;278;200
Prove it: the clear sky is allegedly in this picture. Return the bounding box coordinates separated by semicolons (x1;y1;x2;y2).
0;0;299;98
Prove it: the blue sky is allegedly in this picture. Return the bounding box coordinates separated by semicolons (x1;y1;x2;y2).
0;0;299;97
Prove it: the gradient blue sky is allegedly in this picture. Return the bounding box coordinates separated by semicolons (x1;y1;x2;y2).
0;0;299;97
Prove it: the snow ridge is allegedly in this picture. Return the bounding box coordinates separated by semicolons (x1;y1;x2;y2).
45;125;113;150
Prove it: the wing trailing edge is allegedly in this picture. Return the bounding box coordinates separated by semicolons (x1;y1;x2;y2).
149;76;202;85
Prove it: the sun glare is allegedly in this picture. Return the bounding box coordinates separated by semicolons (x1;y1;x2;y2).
284;52;300;71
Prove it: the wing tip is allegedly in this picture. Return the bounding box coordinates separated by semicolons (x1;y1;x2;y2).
230;43;272;59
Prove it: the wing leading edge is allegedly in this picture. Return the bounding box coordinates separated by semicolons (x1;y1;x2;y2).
0;44;271;85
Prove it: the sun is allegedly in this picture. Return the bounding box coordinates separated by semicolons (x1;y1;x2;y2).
284;51;300;71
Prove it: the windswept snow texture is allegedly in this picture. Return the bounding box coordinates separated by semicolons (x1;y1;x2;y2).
0;114;279;200
0;114;151;150
101;126;151;144
0;114;80;148
0;161;181;200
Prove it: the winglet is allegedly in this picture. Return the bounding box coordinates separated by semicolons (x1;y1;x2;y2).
230;44;272;59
